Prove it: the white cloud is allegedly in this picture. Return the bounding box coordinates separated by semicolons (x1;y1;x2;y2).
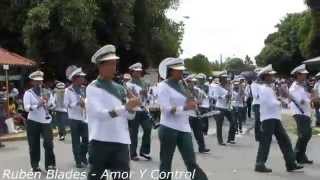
167;0;307;62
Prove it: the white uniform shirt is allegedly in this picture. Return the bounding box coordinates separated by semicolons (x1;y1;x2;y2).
289;81;311;117
126;81;144;111
231;90;245;107
64;86;86;122
157;81;191;132
213;85;229;109
52;89;67;112
86;81;131;144
208;83;218;99
259;84;281;121
314;80;320;97
148;84;159;107
194;86;210;108
23;89;53;124
251;82;261;105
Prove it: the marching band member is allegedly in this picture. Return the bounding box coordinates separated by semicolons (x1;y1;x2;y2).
52;82;67;141
196;73;211;137
157;57;208;180
126;62;152;161
313;72;320;127
231;78;246;134
213;72;236;145
148;82;161;129
23;70;56;172
289;64;313;164
251;69;262;142
64;65;88;168
187;75;210;153
255;64;303;173
87;45;141;180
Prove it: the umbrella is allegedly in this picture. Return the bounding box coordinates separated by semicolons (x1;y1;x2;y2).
240;71;257;81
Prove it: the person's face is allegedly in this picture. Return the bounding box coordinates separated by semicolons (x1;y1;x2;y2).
264;74;274;83
99;60;117;80
73;75;85;86
220;77;227;85
296;73;307;82
32;80;43;87
170;69;183;80
132;70;142;79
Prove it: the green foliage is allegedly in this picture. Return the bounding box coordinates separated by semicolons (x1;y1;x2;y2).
0;0;183;80
255;12;309;74
224;57;254;73
185;54;212;75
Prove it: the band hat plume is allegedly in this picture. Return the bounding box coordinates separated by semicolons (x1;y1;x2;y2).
196;73;207;79
159;57;186;79
291;64;309;75
315;72;320;77
29;70;44;81
184;74;197;81
91;44;120;64
56;82;66;89
257;64;277;77
129;62;143;71
66;65;86;81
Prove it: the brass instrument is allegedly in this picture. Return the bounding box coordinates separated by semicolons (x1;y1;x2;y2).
40;87;52;120
79;86;86;119
181;79;201;116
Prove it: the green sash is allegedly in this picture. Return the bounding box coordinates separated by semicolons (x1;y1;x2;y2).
94;78;127;104
165;79;188;98
131;79;145;89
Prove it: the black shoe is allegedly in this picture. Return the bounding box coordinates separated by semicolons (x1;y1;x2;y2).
46;165;56;171
32;167;42;172
131;156;140;161
199;148;210;153
227;140;236;144
153;123;160;129
239;130;243;134
140;153;152;161
255;165;272;173
297;159;313;164
287;163;304;172
203;132;208;136
0;142;5;148
58;135;65;141
219;142;226;146
82;158;88;166
76;163;84;168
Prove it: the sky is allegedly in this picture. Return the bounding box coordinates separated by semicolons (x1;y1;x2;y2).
167;0;307;63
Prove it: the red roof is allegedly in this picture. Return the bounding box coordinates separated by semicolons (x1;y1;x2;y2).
0;48;36;66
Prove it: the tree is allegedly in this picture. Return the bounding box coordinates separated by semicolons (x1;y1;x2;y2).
0;0;184;80
304;0;320;58
224;57;254;73
185;54;212;75
22;0;99;80
255;12;309;74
